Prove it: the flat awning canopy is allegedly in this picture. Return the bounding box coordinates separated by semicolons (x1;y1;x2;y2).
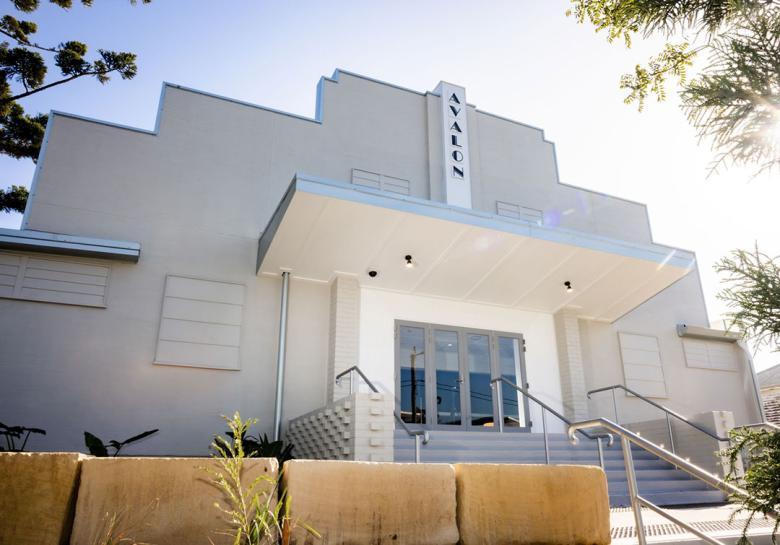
0;228;141;262
258;175;695;322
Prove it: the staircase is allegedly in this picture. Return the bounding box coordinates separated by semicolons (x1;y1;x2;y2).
394;429;725;507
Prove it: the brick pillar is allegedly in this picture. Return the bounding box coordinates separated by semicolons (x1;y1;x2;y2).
554;308;589;421
327;275;360;402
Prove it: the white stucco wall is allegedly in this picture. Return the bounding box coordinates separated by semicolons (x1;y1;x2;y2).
358;287;565;433
580;272;762;427
0;70;750;455
0;267;330;455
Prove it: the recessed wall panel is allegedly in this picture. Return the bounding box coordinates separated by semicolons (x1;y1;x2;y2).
154;275;245;370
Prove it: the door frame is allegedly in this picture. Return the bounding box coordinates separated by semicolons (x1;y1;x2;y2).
395;320;531;432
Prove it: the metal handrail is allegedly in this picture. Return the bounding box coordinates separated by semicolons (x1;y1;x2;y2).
492;377;613;469
568;417;776;545
335;365;430;463
588;384;729;449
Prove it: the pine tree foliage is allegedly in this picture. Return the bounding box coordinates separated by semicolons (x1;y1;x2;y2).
721;427;780;545
621;42;694;109
716;245;780;352
0;0;150;215
682;10;780;173
0;183;27;213
568;0;780;174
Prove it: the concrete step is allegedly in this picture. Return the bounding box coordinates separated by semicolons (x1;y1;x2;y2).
397;431;612;444
607;479;710;493
609;489;726;508
394;445;660;461
395;444;672;467
604;469;698;481
395;430;662;450
394;450;673;467
393;430;725;508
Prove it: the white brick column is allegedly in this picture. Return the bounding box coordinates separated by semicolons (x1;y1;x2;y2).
554;308;589;421
327;275;360;402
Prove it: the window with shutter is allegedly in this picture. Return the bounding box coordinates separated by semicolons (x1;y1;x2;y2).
682;338;739;371
0;251;110;308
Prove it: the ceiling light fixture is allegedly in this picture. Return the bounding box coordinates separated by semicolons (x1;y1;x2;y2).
564;280;573;293
405;255;414;268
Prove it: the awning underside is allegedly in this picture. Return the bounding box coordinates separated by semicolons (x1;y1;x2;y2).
258;176;694;322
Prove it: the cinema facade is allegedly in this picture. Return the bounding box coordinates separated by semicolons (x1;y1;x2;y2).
0;70;764;468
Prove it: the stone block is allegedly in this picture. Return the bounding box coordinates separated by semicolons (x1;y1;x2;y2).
0;452;87;545
69;457;277;545
454;463;611;545
283;460;459;545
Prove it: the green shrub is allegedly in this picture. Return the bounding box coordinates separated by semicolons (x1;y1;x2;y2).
722;427;780;544
224;429;295;466
0;422;45;451
84;429;159;457
206;412;318;545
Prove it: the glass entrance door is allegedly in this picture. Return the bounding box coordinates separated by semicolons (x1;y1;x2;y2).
433;329;463;425
466;333;494;427
397;321;529;430
398;325;426;424
496;336;528;428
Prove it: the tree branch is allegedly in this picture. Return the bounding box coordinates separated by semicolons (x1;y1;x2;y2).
0;28;57;53
2;69;113;102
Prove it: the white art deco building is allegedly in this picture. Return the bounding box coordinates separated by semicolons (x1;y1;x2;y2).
0;70;764;505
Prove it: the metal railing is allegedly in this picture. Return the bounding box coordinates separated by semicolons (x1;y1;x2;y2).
569;417;776;545
335;365;430;463
492;377;613;469
588;384;729;454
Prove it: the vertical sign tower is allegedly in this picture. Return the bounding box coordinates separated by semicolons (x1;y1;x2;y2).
435;81;472;208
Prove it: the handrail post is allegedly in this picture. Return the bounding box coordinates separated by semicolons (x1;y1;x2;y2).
612;388;619;424
597;437;605;470
414;434;421;464
495;380;505;433
665;412;675;454
349;369;357;395
542;407;550;464
621;435;647;545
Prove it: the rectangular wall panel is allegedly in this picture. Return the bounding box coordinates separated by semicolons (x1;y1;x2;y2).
0;251;109;307
618;332;668;398
683;338;738;371
154;275;245;370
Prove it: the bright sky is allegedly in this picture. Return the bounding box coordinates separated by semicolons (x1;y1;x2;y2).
1;0;777;370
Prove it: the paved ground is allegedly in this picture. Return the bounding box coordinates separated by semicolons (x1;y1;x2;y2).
611;504;777;544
